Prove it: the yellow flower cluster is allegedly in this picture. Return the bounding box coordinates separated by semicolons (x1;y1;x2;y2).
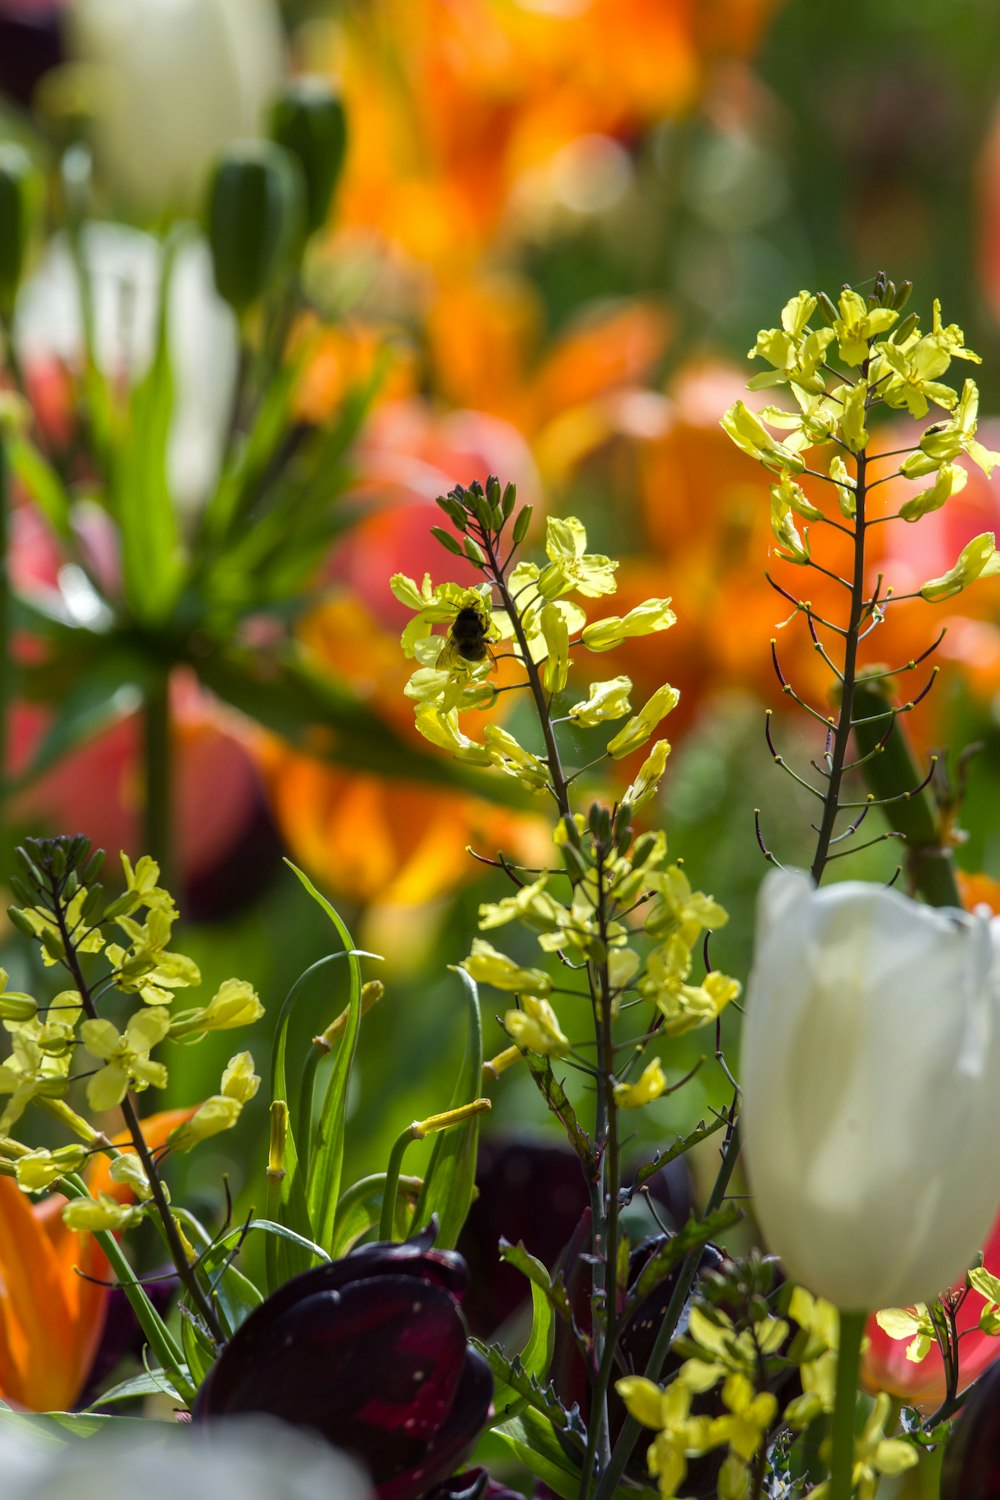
0;853;263;1226
722;286;1000;597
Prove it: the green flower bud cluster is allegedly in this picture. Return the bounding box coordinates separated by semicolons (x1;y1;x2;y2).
721;278;1000;595
2;836;261;1229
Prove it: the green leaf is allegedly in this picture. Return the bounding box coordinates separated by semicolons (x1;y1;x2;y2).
82;1368;191;1410
525;1056;592;1169
629;1116;728;1195
478;1246;558;1424
200;353;302;548
180;1313;216;1389
411;968;483;1249
499;1240;575;1330
6;435;72;539
0;1403;145;1441
286;862;366;1253
494;1409;651;1500
628;1205;743;1311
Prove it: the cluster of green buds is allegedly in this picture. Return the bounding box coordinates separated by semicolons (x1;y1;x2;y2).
391;479;739;1082
2;836;263;1231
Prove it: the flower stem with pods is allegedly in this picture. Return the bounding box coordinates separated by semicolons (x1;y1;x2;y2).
45;853;225;1343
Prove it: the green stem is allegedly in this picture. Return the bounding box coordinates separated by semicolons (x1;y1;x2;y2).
379;1124;416;1241
61;1173;196;1406
830;1310;865;1500
143;673;173;886
592;1120;741;1500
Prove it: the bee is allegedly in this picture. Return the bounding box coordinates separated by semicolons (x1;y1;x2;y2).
440;604;498;671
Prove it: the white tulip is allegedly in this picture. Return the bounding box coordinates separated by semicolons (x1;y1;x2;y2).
0;1418;371;1500
741;868;1000;1311
67;0;285;214
15;222;237;511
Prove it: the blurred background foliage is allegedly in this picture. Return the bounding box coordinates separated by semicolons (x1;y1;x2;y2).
3;0;1000;1255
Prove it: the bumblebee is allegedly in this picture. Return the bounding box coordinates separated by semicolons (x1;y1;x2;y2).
440;604;498;670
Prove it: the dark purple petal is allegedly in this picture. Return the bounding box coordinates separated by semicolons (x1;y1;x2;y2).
942;1358;1000;1498
379;1348;494;1500
425;1467;525;1500
0;3;63;110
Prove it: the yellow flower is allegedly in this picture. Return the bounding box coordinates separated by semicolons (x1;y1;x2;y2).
169;978;264;1041
919;531;1000;601
614;1058;666;1109
504;995;570;1057
581;598;675;653
901;379;1000;478
568;676;633;727
463;938;552;994
621;739;672;812
165;1052;259;1151
80;1007;171;1111
62;1193;145;1233
720;400;807;474
832;288;898;366
536;515;618;600
606;682;679;758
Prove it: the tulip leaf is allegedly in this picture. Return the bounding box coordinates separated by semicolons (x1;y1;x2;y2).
180;1313;217;1389
0;1403;142;1440
412;967;483;1249
82;1369;192;1410
331;1173;424;1258
495;1409;651;1500
480;1345;569;1431
499;1240;575;1329
478;1247;558;1425
628;1205;743;1312
6;434;72;539
285;862;366;1253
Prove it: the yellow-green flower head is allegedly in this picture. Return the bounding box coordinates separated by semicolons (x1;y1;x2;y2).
0;969;36;1024
581;597;676;653
900;379;1000;479
645;865;729;945
504;995;570;1057
391;576;499;661
483;724;551;791
15;1144;88;1193
613;1057;667;1109
165;1052;259;1153
747;291;835;393
220;1049;260;1103
19;890;105;966
500;562;586;667
536;516;618;601
899;461;968;523
169;978;264;1041
831;288;899;366
0;1025;74;1131
80;1007;171;1111
109;1152;155;1200
462;938;552;995
568;676;633;727
720;401;807;475
606;683;680;759
920;531;1000;601
413;704;490;763
621;740;672;814
477;874;568;935
107;907;201;1005
62;1192;146;1233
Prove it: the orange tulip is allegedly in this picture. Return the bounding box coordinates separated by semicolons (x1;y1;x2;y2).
0;1106;194;1411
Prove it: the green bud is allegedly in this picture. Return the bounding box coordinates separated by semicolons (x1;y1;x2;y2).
0;993;36;1022
6;908;37;940
468;491;492;529
207;142;305;316
436;494;468;530
501;482;517;519
893;279;913;311
815;291;838;325
81;884;105;923
486;475;501;508
890;311;919;345
102;892;137;921
49;844;67;880
269;77;348;238
431;525;465;557
40;928;64;962
14;847;44;891
0;143;43;322
560;843;591;883
82;849;105;885
559;813;582;848
8;876;32;908
462;535;486;565
631;832;660;870
512;506;533;545
489;502;504;532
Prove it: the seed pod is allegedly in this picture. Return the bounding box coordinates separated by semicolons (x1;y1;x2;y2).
462;535;486;565
893;279;913;311
501;482;517;518
431;526;465;556
512;506;533;545
207;142;305;316
270;77;348;237
436;494;468;530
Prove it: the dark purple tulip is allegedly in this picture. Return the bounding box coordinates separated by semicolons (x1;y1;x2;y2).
0;2;64;109
941;1358;1000;1498
194;1226;493;1500
427;1469;525;1500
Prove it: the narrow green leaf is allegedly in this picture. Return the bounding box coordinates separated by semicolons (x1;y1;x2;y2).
82;1369;190;1410
331;1173;423;1257
179;1315;216;1388
286;862;366;1253
6;435;72;538
629;1116;727;1195
412;968;483;1248
499;1240;575;1329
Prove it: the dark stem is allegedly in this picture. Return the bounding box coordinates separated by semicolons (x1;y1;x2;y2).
810;432;869;883
52;875;224;1344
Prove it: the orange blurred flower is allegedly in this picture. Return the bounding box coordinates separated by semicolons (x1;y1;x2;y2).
0;1105;193;1411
